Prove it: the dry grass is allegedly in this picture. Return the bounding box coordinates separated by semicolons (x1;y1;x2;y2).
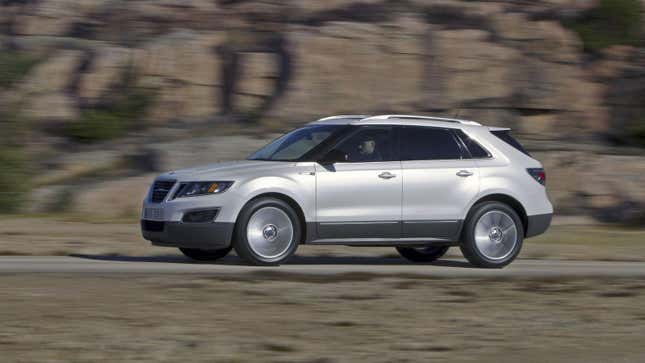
1;274;644;362
1;217;644;262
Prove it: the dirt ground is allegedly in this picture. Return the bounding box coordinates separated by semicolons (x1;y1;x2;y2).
0;216;644;262
1;217;645;362
0;274;644;362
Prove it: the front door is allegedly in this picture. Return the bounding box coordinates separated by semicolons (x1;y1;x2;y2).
315;126;401;239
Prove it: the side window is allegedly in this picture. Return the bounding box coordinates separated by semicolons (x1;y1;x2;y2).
399;126;462;160
328;127;393;162
455;130;491;159
491;130;531;156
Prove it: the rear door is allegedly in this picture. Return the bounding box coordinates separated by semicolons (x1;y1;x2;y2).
397;126;479;240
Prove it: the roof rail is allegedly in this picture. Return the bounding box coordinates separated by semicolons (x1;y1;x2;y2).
364;114;482;126
316;115;368;121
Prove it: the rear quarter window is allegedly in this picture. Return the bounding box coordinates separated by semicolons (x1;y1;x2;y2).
491;130;530;156
454;130;491;159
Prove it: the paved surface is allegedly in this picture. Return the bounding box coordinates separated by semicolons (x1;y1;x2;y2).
1;256;645;277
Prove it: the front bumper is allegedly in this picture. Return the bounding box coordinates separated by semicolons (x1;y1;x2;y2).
141;220;235;250
525;213;552;238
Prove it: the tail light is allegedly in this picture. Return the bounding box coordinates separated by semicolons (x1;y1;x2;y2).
527;168;546;186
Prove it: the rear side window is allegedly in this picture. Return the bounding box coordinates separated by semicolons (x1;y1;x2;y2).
399;126;462;160
454;130;491;158
491;130;530;156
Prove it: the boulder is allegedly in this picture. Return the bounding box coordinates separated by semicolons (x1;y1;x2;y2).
148;135;274;171
77;46;132;101
427;29;521;109
128;0;221;28
509;59;608;137
134;30;224;122
16;50;83;123
269;16;428;120
14;0;108;37
23;93;79;122
491;12;582;64
17;50;82;94
235;52;278;112
537;150;645;224
73;174;156;218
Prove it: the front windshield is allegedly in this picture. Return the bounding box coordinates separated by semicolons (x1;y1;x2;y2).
249;125;346;161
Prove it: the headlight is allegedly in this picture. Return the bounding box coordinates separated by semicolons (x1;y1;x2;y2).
173;181;233;199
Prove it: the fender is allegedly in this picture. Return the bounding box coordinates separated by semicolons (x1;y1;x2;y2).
462;188;527;220
233;175;315;222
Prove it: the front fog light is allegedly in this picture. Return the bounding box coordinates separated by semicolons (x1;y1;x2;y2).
182;209;219;223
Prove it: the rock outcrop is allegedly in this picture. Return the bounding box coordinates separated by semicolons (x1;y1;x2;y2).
4;0;633;137
1;0;643;223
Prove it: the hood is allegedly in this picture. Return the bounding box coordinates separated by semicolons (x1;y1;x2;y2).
158;160;290;180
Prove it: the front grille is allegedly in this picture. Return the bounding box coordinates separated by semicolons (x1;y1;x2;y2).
150;180;176;203
143;207;164;220
141;220;165;232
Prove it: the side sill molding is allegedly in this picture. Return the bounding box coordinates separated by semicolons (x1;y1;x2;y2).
304;220;463;244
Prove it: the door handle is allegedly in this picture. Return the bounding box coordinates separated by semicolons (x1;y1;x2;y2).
456;170;474;177
378;172;396;179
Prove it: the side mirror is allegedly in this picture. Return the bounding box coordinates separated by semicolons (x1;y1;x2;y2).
319;149;347;164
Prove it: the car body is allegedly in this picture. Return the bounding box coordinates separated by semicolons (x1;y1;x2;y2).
141;115;553;267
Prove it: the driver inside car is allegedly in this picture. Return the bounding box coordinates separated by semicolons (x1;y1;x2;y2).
356;138;382;162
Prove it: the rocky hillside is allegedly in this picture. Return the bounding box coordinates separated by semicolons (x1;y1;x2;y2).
0;0;644;223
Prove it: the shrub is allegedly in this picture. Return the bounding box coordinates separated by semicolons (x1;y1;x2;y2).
627;117;645;147
568;0;643;51
0;107;31;213
0;51;40;88
66;86;155;143
67;109;128;142
0;147;30;213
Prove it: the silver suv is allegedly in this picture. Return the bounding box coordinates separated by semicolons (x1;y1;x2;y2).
141;115;552;268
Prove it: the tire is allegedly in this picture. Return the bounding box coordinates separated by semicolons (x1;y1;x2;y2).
460;201;524;268
179;246;232;261
233;197;301;266
396;246;450;263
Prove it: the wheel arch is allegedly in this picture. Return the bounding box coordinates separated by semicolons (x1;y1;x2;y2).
235;192;309;244
468;193;528;236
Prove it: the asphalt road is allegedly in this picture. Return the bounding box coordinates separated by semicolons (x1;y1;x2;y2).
1;256;644;277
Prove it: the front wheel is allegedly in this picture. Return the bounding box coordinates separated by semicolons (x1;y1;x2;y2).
179;246;232;261
460;202;524;268
396;246;449;263
233;197;301;266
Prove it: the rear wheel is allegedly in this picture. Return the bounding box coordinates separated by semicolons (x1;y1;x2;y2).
396;246;449;263
233;197;301;266
460;201;524;268
179;246;232;261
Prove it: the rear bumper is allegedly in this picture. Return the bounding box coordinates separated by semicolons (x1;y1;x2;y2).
525;213;552;238
141;220;234;250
